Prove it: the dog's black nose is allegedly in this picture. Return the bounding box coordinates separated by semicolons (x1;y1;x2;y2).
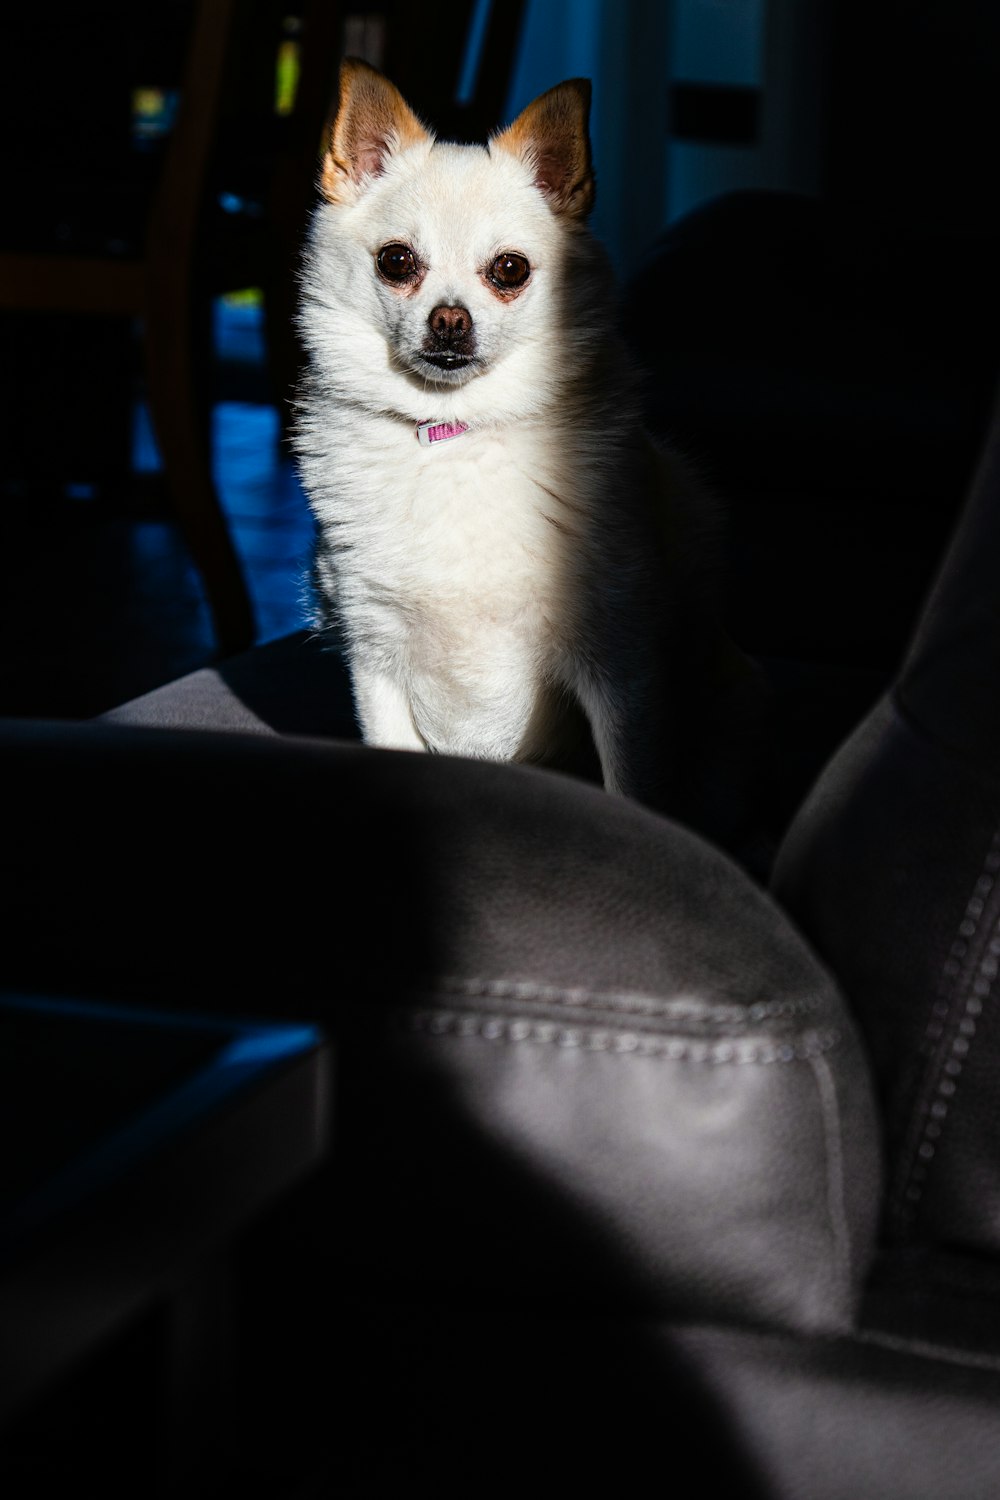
423;303;476;369
429;304;472;342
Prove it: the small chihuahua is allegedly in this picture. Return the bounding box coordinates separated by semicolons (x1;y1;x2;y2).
295;58;760;831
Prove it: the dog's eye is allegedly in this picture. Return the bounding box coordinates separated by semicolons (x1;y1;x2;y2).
489;252;530;290
377;243;419;282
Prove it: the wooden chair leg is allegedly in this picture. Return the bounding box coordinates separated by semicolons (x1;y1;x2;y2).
142;282;256;656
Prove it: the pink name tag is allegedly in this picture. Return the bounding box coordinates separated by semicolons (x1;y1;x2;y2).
416;419;469;447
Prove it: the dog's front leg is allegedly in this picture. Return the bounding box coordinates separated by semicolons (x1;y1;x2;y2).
349;664;426;751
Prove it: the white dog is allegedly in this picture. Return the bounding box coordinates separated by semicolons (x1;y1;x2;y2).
294;59;760;828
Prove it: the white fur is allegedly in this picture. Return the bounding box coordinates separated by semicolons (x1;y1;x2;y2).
294;93;718;808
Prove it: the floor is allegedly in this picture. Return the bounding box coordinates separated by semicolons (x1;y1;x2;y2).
0;297;321;725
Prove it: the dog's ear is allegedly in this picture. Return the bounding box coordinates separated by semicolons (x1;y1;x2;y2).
490;79;595;219
320;58;431;204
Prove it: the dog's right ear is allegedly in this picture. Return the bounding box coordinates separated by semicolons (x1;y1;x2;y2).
320;58;431;204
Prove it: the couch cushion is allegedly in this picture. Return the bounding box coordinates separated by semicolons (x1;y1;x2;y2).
2;716;881;1333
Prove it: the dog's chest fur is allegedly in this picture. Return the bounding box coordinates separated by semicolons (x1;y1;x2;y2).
310;413;590;757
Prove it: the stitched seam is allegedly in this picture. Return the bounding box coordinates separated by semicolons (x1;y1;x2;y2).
892;824;1000;1232
429;975;822;1025
404;1008;841;1063
808;1051;854;1308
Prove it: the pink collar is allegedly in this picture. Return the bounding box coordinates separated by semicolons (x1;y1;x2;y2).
416;419;469;448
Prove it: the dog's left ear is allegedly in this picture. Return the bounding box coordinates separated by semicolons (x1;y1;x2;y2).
491;79;595;219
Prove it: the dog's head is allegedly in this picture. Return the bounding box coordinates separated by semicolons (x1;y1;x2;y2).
302;59;608;421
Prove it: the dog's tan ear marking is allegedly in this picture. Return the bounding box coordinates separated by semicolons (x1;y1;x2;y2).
491;79;595;219
320;57;431;204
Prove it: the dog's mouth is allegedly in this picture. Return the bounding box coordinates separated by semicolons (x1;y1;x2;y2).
421;351;474;371
412;350;481;383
